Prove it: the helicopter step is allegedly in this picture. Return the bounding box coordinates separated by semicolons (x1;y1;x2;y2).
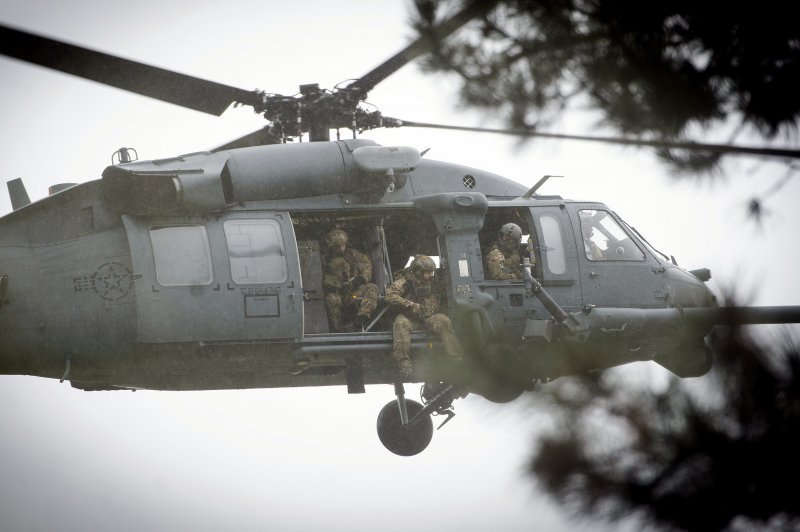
291;331;442;382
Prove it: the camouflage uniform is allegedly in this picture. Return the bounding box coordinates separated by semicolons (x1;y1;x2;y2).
485;222;527;280
485;244;522;280
385;256;464;377
323;229;379;332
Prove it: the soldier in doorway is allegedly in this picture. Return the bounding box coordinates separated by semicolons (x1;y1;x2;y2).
485;222;524;280
385;255;464;377
323;228;379;332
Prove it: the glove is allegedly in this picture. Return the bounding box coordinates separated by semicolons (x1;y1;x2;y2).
421;300;437;318
408;302;424;319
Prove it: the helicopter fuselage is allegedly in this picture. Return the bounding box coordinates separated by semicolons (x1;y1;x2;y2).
0;139;717;395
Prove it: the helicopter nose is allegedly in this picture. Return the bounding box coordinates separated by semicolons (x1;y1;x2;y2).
702;282;719;307
667;266;717;308
689;268;718;307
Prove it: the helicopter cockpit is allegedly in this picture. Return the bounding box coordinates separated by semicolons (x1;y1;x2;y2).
578;209;646;262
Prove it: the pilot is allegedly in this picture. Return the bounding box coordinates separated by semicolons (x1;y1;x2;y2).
485;222;524;280
581;222;605;260
385;255;464;377
323;228;379;332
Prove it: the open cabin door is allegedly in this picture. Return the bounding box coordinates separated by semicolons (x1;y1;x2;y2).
123;212;302;343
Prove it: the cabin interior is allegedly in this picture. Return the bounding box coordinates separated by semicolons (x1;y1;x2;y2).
291;206;539;335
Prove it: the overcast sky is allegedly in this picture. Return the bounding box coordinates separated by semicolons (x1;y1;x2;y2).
1;1;798;531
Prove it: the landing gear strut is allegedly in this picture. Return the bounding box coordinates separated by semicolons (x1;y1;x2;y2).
376;381;464;456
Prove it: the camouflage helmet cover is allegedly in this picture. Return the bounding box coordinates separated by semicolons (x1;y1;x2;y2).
411;255;436;273
326;228;348;248
498;223;522;243
497;223;522;254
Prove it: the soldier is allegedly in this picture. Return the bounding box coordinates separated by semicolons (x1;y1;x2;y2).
385;255;464;377
485;222;524;280
580;213;605;260
323;228;379;332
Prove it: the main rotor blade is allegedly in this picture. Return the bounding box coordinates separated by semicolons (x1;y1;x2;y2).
0;23;262;115
348;0;498;96
393;119;800;159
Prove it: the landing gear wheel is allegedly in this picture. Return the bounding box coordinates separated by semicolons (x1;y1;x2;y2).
376;399;433;456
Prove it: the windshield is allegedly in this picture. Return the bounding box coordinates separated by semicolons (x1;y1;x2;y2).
578;209;646;262
616;213;671;262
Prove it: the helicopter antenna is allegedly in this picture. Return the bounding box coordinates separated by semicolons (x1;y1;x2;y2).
522;175;563;198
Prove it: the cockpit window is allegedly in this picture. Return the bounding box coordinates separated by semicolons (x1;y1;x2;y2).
579;209;645;261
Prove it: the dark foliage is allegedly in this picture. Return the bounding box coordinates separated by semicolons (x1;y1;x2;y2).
412;0;800;169
526;324;800;531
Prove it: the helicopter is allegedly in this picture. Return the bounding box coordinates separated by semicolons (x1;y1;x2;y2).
2;7;800;458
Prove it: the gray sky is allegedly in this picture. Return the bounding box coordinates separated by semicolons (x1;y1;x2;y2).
1;1;798;531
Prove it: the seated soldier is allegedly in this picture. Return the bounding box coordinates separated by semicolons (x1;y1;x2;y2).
323;228;379;332
384;255;464;377
485;222;524;280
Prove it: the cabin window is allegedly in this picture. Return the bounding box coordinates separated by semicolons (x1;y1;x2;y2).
579;209;646;261
224;219;287;284
150;225;214;286
538;214;567;274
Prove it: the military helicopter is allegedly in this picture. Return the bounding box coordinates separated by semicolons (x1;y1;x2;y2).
2;7;799;457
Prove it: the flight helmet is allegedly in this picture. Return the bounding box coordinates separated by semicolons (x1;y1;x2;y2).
411;255;436;279
498;223;522;250
326;228;348;248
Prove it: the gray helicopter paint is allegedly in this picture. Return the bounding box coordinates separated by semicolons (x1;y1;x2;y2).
0;225;136;377
123;212;302;344
98;140;530;215
2;139;784;392
567;202;668;308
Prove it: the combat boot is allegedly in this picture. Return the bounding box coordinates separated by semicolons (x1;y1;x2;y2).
329;315;344;333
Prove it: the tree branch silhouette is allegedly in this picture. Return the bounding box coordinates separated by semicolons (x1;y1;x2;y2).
526;305;800;531
410;0;800;175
